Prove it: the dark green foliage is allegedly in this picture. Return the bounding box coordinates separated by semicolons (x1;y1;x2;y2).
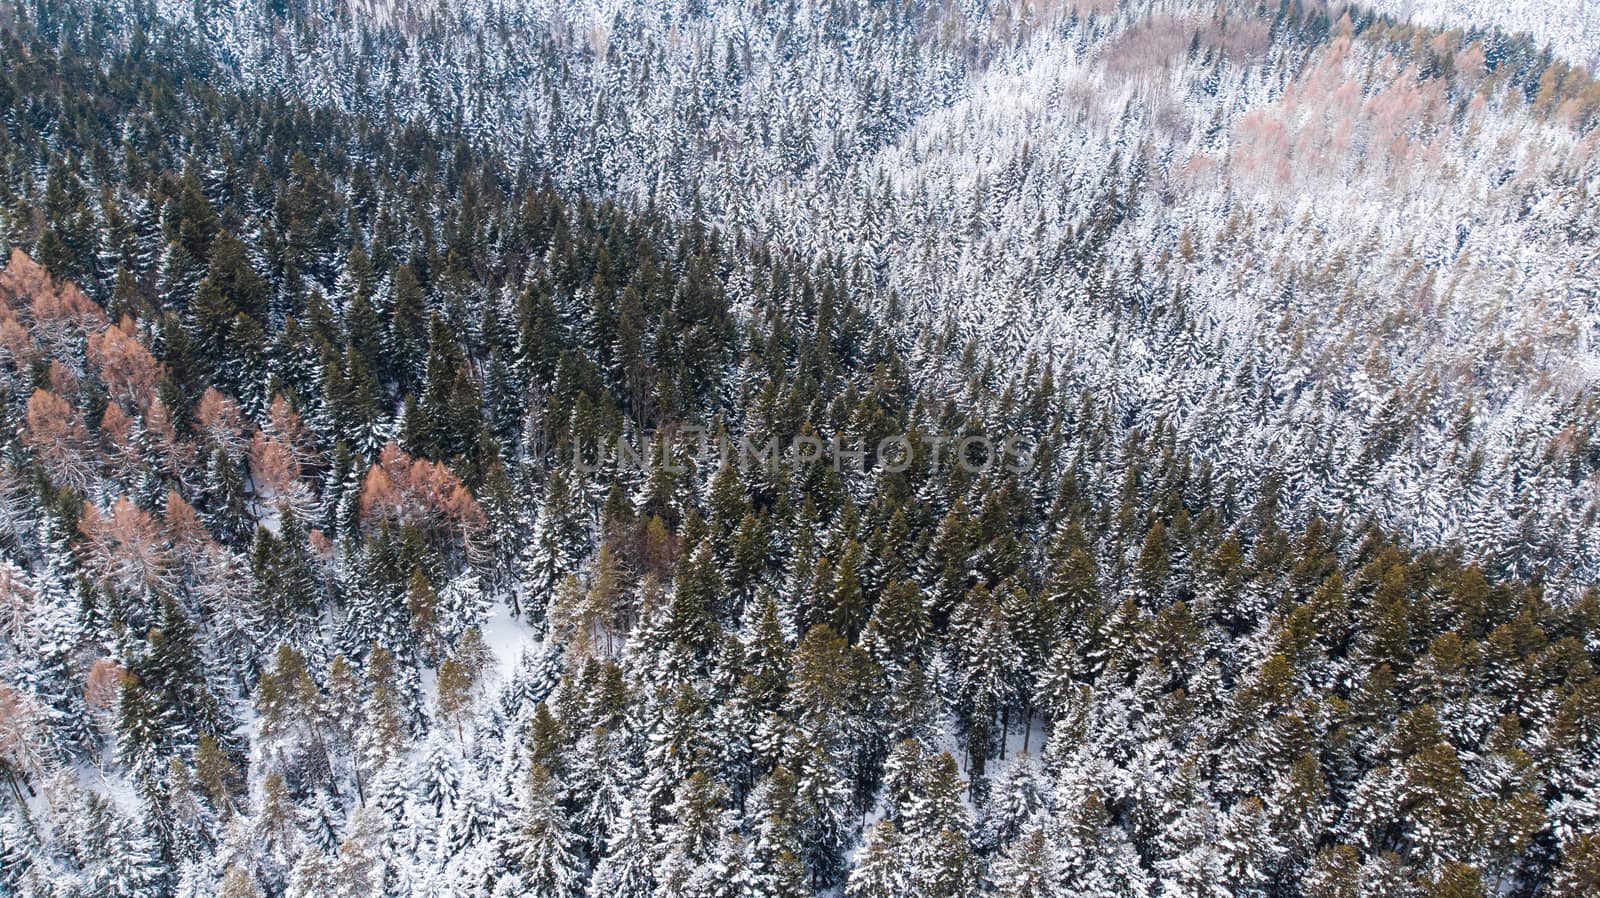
0;7;1594;898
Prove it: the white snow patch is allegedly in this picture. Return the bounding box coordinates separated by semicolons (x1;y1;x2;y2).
480;601;540;682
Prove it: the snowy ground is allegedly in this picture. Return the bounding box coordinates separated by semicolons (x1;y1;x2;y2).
479;601;541;684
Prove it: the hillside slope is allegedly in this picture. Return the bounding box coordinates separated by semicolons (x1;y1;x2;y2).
0;3;1599;898
1370;0;1600;72
44;0;1600;589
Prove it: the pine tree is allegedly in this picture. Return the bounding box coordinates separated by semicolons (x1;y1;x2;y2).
202;447;255;548
1301;845;1361;898
519;467;590;621
116;674;168;784
415;312;482;464
978;751;1045;852
388;263;428;392
988;829;1056;898
586;794;656;898
747;767;809;898
509;764;582;898
359;646;407;775
845;821;903;898
863;579;931;669
1551;833;1600;898
436;656;475;742
1050;787;1151;898
1045;522;1102;642
655;770;732;895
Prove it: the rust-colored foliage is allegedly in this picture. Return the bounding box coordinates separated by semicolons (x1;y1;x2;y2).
197;388;248;458
22;388;95;491
143;398;195;485
265;394;321;472
0;314;33;367
307;528;334;561
79;496;175;594
164;489;213;552
250;430;300;495
47;359;79;398
98;402;139;471
0;249;53;313
0;249;105;362
83;657;126;732
88;317;162;413
359;442;485;543
30;275;104;358
0;681;47;781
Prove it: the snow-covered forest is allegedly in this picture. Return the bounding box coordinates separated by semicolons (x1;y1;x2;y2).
0;1;1598;896
1368;1;1600;73
92;0;1600;590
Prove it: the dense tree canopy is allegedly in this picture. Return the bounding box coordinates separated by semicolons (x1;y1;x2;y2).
0;2;1596;898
